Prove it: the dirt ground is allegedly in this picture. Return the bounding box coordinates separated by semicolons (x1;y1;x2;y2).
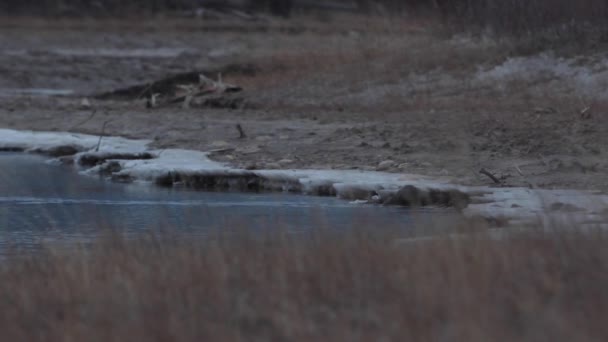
0;15;606;191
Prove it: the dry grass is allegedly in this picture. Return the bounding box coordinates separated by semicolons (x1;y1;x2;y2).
1;224;608;341
6;0;608;43
362;0;608;40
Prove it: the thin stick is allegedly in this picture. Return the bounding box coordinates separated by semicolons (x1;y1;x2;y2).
70;109;97;130
236;124;246;139
96;120;112;152
514;164;536;189
514;164;524;177
479;168;501;184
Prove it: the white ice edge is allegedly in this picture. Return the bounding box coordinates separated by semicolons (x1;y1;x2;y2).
1;128;607;226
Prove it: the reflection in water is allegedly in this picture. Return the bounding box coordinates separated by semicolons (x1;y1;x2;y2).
0;88;74;97
0;153;449;251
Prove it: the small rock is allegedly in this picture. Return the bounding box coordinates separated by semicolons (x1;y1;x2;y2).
211;140;231;148
208;46;242;60
80;98;92;109
237;146;261;154
370;141;388;148
383;185;422;206
264;162;281;169
338;187;378;201
58;156;74;165
383;186;469;209
376;160;395;171
348;30;361;38
277;159;294;166
550;202;584;212
393;142;412;152
398;163;410;170
99;161;122;175
42;145;82;157
255;135;273;142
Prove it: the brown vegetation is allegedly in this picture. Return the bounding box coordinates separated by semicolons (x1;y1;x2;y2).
6;0;608;40
1;225;608;341
1;3;608;338
363;0;608;38
1;0;295;17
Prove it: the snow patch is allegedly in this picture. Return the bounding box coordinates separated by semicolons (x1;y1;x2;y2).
0;128;149;154
49;47;196;58
475;53;608;98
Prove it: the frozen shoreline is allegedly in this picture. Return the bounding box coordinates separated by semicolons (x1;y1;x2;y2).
1;128;606;226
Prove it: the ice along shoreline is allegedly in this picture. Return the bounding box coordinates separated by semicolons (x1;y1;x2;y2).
0;128;606;226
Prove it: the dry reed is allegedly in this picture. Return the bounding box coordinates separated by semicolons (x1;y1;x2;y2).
0;224;607;341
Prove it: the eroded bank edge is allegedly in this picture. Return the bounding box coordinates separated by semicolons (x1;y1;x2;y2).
1;128;607;226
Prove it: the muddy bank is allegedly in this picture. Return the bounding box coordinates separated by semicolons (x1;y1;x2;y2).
1;128;607;227
1;18;607;198
0;129;471;210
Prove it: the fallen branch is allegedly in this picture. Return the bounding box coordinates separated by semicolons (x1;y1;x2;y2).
479;168;501;184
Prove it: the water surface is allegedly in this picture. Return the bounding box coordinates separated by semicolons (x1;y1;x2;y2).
0;153;447;250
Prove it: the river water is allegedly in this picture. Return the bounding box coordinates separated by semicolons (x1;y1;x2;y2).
0;153;448;250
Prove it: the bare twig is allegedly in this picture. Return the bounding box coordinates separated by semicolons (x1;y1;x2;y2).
207;147;236;154
479;168;501;184
166;89;215;106
137;83;156;101
182;94;193;109
236;124;246;139
580;106;592;119
514;164;524;177
538;154;549;167
96;120;112;152
514;164;536;189
146;93;161;109
70;109;97;130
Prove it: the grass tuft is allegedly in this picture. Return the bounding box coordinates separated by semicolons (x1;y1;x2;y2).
1;225;607;340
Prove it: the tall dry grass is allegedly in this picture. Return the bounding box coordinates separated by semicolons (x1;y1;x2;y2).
1;225;608;341
1;0;293;16
5;0;608;44
366;0;608;39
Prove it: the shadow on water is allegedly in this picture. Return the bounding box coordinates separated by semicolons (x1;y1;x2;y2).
0;153;457;252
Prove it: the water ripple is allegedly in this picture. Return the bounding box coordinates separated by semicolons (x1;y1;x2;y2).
0;196;359;208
